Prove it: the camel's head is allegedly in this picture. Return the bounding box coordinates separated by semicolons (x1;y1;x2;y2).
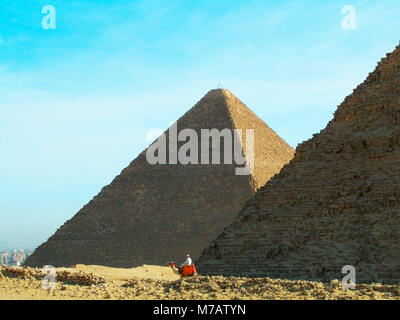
168;262;175;268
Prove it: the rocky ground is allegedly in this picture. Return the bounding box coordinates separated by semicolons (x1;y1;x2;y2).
1;264;400;300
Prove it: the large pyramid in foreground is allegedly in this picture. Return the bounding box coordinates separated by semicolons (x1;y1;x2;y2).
197;43;400;283
26;89;294;268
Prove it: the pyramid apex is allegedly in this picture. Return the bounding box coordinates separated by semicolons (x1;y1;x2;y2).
203;88;233;97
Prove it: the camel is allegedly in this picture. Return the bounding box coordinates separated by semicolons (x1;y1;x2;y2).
169;262;197;277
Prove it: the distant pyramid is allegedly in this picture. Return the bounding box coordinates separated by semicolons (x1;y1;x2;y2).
197;43;400;283
25;89;294;268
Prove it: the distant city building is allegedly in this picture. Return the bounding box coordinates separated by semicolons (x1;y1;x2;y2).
0;252;9;265
13;250;26;266
0;249;30;266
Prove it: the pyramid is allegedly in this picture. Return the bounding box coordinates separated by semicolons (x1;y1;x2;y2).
25;89;294;268
197;43;400;283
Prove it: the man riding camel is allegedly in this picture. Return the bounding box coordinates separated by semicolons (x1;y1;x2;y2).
169;253;197;277
180;254;192;269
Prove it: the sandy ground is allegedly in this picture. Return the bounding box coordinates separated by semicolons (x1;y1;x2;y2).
1;264;400;300
59;264;181;281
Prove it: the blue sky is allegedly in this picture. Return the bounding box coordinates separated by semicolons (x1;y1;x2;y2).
0;0;399;249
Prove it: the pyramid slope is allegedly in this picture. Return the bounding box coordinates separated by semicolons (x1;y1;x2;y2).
221;89;295;189
25;89;294;268
197;43;400;283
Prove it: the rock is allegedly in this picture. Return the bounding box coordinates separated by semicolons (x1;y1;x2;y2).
330;279;340;286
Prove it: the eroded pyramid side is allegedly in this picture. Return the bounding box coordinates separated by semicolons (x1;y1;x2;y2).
197;43;400;283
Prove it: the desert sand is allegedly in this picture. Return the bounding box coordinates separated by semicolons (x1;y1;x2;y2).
1;264;400;300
